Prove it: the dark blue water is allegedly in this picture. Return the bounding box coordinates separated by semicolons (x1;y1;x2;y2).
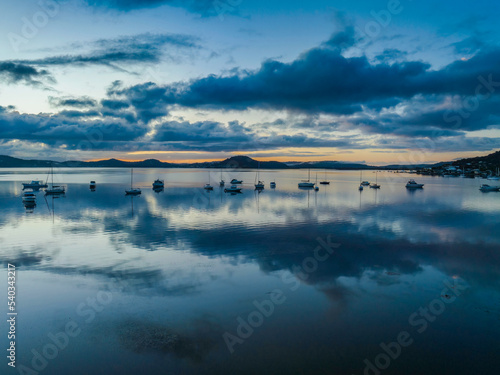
1;168;499;374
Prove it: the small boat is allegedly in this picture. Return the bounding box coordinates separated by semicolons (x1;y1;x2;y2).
219;169;225;186
270;181;276;188
406;179;424;188
224;185;242;193
152;179;164;188
359;185;363;191
359;170;370;186
230;179;243;184
125;169;141;195
370;172;381;189
45;166;65;195
479;184;500;192
255;181;265;189
22;180;48;190
254;161;265;189
319;170;330;185
90;181;96;190
204;171;214;190
298;169;315;188
314;186;319;191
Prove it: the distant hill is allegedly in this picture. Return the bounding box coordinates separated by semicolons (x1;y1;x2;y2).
453;150;500;167
6;153;499;170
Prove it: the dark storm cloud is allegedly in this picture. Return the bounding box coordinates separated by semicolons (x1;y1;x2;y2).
0;109;147;147
0;62;53;86
114;43;500;118
49;96;98;108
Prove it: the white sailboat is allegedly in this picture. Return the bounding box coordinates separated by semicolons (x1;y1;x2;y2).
360;170;370;186
487;167;499;180
370;172;381;189
204;170;213;190
125;169;141;195
255;161;264;189
298;169;315;188
45;166;66;195
219;169;225;186
480;184;500;192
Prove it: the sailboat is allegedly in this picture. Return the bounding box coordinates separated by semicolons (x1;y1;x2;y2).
45;166;66;195
370;172;381;189
319;170;330;185
219;169;225;187
358;170;364;190
255;161;264;189
125;169;141;195
298;169;315;188
360;170;370;186
204;170;214;190
487;167;500;180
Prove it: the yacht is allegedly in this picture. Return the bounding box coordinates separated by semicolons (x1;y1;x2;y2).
22;181;48;190
320;170;330;185
254;161;265;189
224;185;242;193
359;170;370;186
370;172;381;189
406;179;424;188
298;169;315;188
152;179;164;188
479;184;500;192
45;167;65;195
125;169;141;195
487;168;500;180
219;169;225;186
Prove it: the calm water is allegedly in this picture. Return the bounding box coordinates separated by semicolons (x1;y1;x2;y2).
1;168;499;375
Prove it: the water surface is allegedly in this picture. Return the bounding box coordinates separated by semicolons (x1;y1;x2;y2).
1;168;499;375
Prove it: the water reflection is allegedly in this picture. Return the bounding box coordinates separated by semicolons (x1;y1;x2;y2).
0;169;499;374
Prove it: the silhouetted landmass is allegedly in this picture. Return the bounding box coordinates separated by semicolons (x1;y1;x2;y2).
1;151;498;170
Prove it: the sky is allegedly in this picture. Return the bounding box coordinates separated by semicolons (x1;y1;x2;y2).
1;0;500;164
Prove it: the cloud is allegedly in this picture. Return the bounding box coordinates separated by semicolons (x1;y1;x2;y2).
0;62;53;87
82;0;229;17
11;33;200;72
49;96;98;108
0;108;147;148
